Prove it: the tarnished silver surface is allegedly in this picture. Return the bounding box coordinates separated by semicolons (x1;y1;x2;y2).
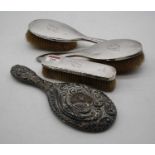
28;19;106;43
10;65;117;132
38;55;116;81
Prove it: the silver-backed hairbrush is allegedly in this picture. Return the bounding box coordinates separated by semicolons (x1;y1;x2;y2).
27;19;144;73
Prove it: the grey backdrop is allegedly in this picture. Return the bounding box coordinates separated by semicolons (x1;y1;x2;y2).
0;12;155;144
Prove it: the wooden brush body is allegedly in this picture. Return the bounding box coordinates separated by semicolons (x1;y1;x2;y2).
26;31;77;51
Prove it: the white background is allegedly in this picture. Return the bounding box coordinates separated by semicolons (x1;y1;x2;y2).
0;11;155;144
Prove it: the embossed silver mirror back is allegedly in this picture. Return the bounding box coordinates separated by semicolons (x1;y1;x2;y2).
10;65;117;132
49;83;117;132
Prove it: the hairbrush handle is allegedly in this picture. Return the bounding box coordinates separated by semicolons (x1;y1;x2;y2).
82;36;106;43
10;65;52;91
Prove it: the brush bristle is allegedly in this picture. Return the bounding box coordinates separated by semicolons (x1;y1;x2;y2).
42;66;116;92
26;31;77;51
92;52;144;74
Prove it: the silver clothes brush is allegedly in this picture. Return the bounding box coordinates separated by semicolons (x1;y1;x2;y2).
38;54;116;91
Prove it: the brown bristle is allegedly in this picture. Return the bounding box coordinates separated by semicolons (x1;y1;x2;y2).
92;52;144;74
26;31;77;51
42;66;116;92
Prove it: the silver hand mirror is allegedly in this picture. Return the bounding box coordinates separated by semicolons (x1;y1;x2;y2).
11;65;117;132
